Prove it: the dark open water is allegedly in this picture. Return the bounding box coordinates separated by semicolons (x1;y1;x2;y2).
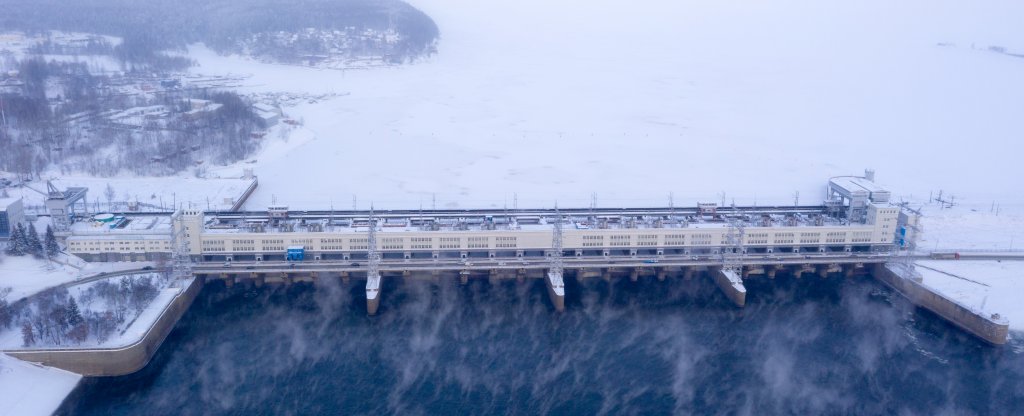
57;273;1024;415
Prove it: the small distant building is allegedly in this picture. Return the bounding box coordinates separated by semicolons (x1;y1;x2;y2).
0;196;25;240
160;79;181;89
183;99;224;120
252;103;282;127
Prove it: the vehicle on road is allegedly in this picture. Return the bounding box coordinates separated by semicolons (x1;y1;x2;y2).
350;262;360;267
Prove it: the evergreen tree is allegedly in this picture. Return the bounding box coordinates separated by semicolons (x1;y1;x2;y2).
16;223;30;253
26;222;43;257
45;225;60;257
0;292;10;330
5;224;25;256
66;296;84;327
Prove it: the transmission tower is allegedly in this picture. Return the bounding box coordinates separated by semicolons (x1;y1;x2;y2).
549;205;564;277
722;212;746;274
170;211;193;280
367;207;381;280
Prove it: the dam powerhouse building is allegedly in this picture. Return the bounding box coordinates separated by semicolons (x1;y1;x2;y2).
64;174;902;264
10;174;1011;379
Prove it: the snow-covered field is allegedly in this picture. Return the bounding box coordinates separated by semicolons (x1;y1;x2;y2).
916;260;1024;332
0;353;80;416
915;201;1024;252
0;256;82;302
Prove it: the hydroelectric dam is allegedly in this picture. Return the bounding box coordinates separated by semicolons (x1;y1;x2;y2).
5;173;1012;377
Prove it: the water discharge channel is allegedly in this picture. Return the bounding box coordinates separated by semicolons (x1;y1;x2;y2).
59;273;1024;415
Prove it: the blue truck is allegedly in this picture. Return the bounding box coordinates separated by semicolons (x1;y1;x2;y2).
286;246;305;261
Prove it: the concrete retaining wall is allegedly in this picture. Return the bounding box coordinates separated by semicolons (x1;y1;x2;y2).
873;264;1009;345
4;277;204;376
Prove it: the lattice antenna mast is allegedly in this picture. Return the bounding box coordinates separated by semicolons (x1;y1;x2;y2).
170;211;193;280
669;192;675;218
549;204;564;276
367;206;381;279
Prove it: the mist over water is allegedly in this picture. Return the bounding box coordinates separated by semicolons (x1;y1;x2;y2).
60;274;1024;415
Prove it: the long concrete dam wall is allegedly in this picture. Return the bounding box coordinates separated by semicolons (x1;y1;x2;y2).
873;264;1009;345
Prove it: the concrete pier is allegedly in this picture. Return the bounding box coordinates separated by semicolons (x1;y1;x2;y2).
366;274;381;316
713;268;747;307
794;264;815;279
545;271;565;312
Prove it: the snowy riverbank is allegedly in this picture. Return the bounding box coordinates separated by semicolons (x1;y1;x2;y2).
0;353;80;416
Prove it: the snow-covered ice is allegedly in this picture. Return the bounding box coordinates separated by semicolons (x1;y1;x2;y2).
0;353;80;416
184;0;1024;210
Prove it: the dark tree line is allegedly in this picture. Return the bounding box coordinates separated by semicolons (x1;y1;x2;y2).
0;287;12;331
28;35;115;56
5;222;56;259
0;0;439;68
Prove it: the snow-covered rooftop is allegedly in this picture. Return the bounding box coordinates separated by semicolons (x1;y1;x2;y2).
0;195;21;209
69;215;172;236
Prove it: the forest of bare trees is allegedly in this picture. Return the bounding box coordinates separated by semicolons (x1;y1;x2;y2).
10;274;163;347
0;58;265;178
